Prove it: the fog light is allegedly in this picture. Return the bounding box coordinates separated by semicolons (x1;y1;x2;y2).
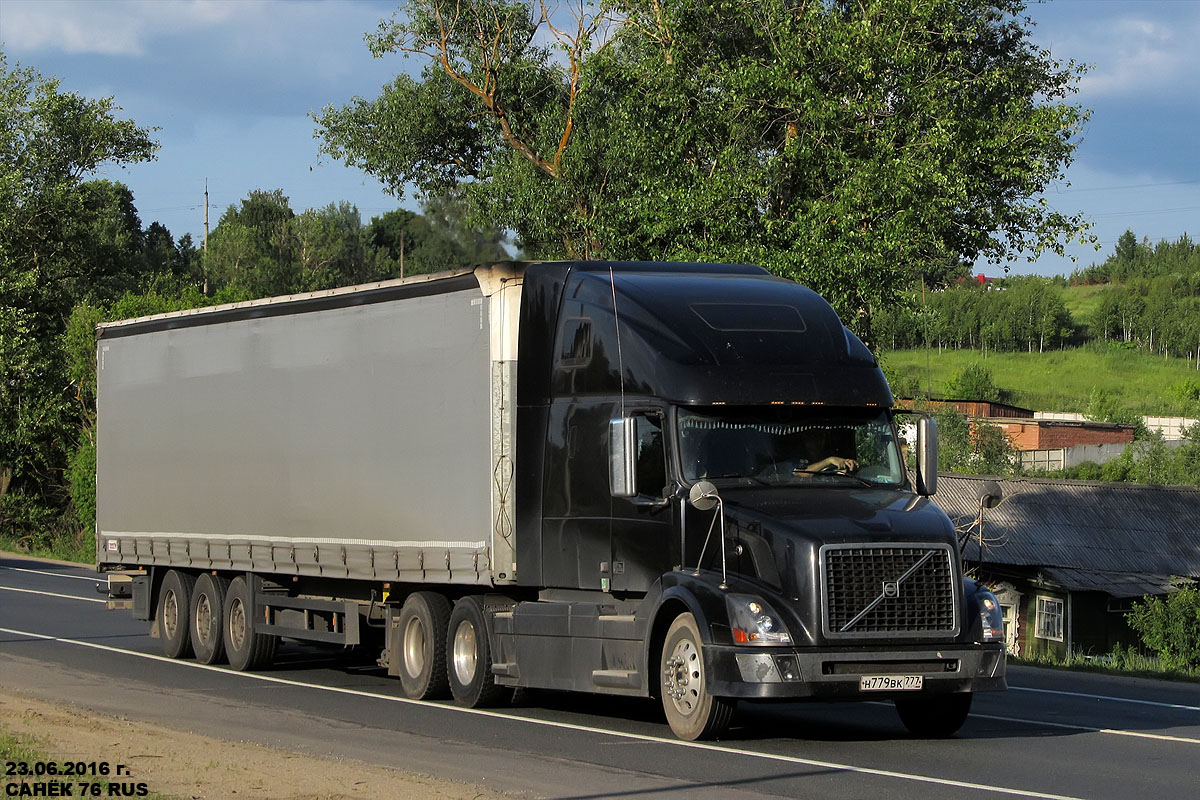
774;655;802;682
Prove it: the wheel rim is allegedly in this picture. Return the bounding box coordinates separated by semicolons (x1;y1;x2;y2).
195;594;212;646
452;619;478;687
228;597;246;651
663;636;703;717
163;589;179;638
403;616;426;677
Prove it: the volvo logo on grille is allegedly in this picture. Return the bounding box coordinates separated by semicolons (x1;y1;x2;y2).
882;581;900;598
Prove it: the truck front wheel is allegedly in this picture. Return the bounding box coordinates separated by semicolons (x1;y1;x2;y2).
395;591;451;700
659;613;734;740
895;693;973;737
157;570;196;659
222;576;278;671
447;596;505;707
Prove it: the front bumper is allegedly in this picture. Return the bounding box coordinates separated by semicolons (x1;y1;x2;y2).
706;641;1007;700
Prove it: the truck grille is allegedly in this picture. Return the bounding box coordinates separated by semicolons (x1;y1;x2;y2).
821;544;958;639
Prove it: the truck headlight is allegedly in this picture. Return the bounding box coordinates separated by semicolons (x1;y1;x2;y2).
726;594;792;646
978;591;1004;642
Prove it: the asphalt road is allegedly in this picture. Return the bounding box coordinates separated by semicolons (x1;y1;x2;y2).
2;553;1198;800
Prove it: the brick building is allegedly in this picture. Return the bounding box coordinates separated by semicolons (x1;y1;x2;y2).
993;419;1135;451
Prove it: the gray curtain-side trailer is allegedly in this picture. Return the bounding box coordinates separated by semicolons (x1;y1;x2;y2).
98;261;1006;740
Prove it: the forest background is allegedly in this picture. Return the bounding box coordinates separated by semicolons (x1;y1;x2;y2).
2;1;1198;561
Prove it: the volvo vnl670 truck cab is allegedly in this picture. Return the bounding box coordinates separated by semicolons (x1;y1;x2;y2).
500;262;1006;739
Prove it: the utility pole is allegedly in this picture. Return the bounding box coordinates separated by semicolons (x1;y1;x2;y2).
203;179;210;295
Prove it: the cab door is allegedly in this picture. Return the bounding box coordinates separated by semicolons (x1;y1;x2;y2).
610;410;676;592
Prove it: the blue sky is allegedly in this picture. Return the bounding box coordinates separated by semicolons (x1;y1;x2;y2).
2;0;1198;277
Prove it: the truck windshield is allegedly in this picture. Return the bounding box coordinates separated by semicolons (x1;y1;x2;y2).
678;407;905;487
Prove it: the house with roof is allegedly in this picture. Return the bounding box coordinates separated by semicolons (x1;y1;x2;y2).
934;475;1200;660
900;399;1139;469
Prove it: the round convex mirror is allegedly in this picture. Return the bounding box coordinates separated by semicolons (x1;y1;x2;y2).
688;480;720;511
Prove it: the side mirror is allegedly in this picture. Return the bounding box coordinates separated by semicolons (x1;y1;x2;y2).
688;480;720;511
609;418;637;498
916;416;938;496
978;480;1003;509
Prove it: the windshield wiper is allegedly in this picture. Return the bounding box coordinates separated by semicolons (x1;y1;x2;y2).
831;474;880;488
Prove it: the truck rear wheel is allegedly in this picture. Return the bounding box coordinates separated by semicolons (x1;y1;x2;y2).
447;596;505;708
659;613;734;740
191;573;230;665
395;591;451;700
222;576;277;671
157;570;196;659
895;693;973;737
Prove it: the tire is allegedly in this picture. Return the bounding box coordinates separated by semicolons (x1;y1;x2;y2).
895;692;973;738
659;613;735;740
222;575;278;671
395;592;451;700
191;573;230;665
157;570;196;659
446;596;505;707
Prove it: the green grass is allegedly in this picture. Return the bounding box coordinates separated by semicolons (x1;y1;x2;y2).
1060;283;1110;323
881;346;1200;416
0;532;93;564
1012;649;1200;684
0;726;44;769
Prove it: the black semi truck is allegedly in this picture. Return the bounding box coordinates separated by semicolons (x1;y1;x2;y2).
98;261;1006;740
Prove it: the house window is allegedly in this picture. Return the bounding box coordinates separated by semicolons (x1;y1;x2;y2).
1107;598;1136;613
1000;603;1019;657
1035;596;1064;642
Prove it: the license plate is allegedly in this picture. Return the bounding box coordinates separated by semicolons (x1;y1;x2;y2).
860;675;923;692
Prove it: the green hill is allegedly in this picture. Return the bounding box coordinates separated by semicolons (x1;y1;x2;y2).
881;346;1199;417
1060;283;1109;324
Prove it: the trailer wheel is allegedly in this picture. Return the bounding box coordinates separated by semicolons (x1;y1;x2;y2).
222;576;277;671
895;693;973;738
395;592;451;700
157;570;196;659
659;613;734;740
447;596;505;708
191;573;230;665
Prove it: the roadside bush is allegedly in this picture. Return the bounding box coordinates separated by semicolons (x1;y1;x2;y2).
944;363;1001;402
1127;585;1200;671
67;437;97;539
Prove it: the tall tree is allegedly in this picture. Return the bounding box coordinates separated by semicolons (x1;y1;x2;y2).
0;53;157;536
316;0;1090;343
205;189;298;296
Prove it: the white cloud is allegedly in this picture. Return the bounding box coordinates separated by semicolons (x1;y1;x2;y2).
1077;17;1184;96
1035;5;1200;100
3;0;241;57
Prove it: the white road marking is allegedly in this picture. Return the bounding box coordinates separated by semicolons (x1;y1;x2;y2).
0;565;100;583
1010;685;1200;713
0;586;105;604
972;712;1200;745
0;625;1082;800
